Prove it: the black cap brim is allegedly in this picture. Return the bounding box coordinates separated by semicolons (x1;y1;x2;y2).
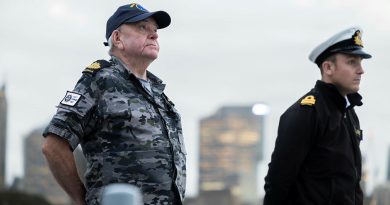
339;48;372;59
123;11;171;29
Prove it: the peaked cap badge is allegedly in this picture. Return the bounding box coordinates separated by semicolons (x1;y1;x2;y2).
353;30;363;47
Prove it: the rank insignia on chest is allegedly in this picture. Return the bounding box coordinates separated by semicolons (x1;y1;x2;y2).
300;95;316;106
355;129;362;139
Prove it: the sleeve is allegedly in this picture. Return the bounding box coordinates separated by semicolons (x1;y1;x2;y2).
263;104;316;205
43;75;98;151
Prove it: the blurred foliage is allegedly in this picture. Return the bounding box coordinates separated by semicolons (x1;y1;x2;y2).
0;191;52;205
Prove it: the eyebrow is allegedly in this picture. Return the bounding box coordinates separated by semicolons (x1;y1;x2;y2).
139;19;158;28
341;53;360;59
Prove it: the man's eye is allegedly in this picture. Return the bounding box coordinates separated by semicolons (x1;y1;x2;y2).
138;25;146;30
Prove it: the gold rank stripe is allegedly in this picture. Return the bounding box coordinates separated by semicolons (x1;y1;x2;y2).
87;62;101;69
301;95;316;106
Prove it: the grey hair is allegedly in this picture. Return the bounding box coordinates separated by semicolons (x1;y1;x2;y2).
107;35;113;56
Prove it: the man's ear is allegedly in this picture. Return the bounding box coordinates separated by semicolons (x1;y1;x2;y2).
111;30;123;50
321;60;334;76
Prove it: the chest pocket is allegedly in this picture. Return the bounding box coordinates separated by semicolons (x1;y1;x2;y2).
101;96;132;119
98;92;169;150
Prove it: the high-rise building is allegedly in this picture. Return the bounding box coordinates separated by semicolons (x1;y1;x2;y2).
184;189;239;205
370;183;390;205
0;84;7;190
199;105;267;205
387;147;390;181
23;128;71;205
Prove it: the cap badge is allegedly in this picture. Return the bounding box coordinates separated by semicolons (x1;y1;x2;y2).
301;95;316;106
353;30;363;47
130;3;147;12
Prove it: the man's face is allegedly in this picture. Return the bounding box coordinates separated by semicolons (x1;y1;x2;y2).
117;17;159;60
328;53;365;95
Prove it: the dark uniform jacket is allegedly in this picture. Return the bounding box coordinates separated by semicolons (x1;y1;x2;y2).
43;57;186;205
264;80;363;205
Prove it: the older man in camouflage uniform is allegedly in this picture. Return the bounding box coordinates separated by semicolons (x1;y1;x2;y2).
42;3;186;205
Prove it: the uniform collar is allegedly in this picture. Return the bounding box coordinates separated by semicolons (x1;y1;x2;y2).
315;80;363;111
110;56;166;94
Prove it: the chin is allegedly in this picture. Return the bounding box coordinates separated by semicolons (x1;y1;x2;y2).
350;87;360;93
149;55;158;60
148;51;159;58
144;53;158;60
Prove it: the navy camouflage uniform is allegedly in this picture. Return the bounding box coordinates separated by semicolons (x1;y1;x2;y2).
43;56;186;205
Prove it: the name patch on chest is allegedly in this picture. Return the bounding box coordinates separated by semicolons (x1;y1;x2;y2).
61;91;81;106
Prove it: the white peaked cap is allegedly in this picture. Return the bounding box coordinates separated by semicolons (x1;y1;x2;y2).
308;26;372;66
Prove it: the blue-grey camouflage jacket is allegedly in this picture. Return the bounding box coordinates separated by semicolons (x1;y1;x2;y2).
43;56;186;205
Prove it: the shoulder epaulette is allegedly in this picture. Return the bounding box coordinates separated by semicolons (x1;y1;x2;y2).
82;59;111;74
300;95;316;106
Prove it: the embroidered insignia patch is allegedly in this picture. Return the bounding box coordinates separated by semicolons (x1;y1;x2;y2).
300;95;316;106
353;30;363;47
61;91;81;106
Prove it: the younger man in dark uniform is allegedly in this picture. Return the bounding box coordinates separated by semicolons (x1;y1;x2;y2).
264;27;371;205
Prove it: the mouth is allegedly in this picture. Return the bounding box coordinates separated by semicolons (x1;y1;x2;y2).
146;44;158;48
353;78;361;83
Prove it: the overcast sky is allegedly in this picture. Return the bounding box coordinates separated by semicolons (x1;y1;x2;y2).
1;0;390;197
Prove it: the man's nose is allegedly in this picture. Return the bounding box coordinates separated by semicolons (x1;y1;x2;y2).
149;31;158;40
358;64;365;75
